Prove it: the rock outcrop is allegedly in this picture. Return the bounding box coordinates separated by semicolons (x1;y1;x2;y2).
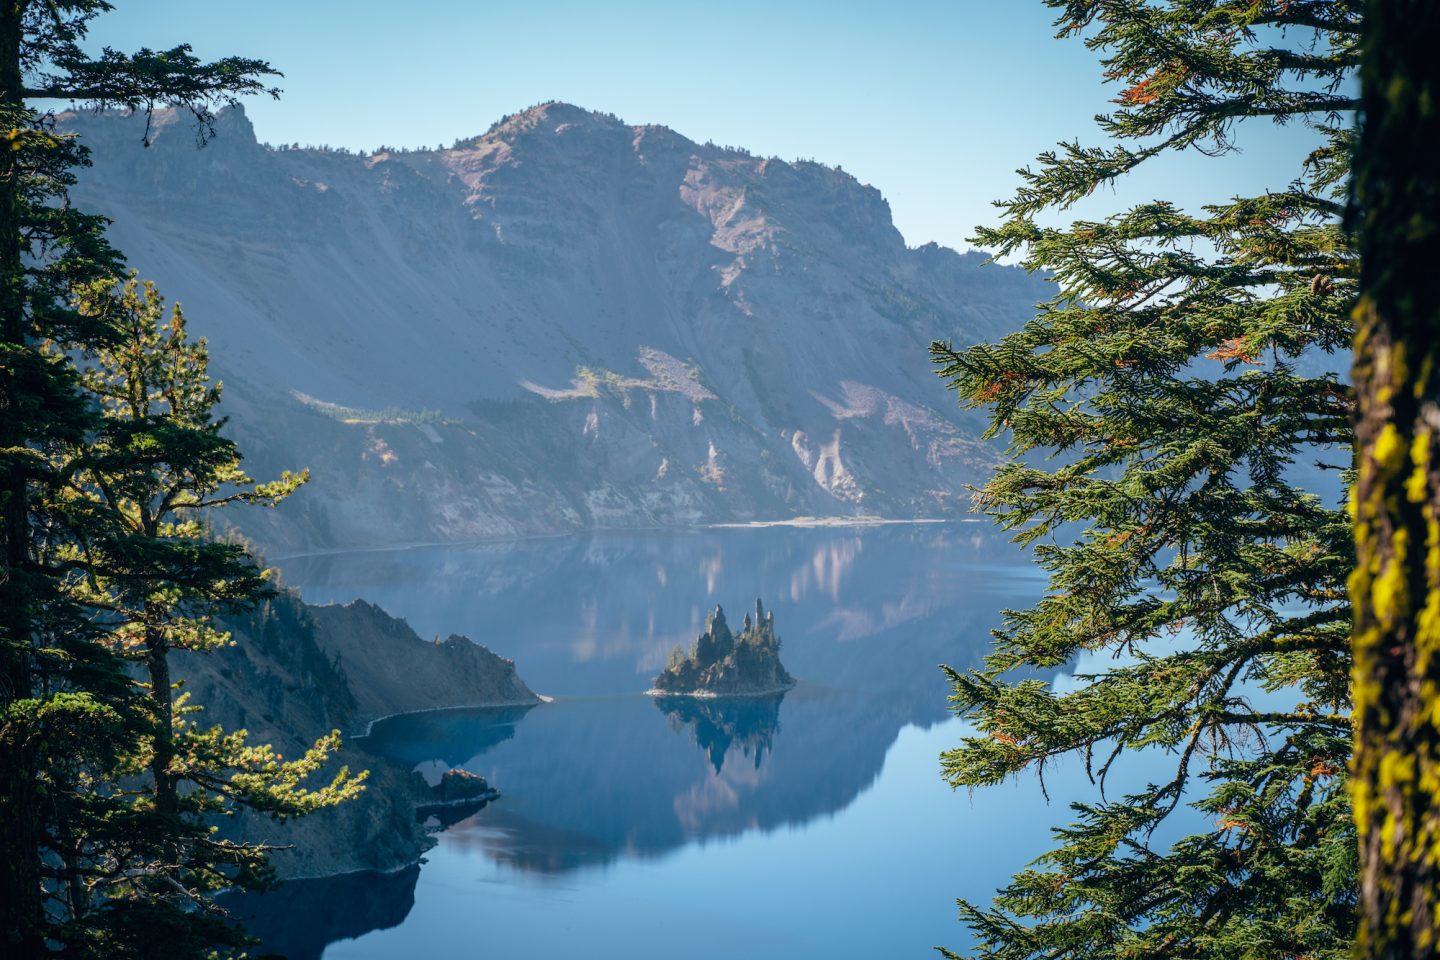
415;768;502;828
651;599;796;697
173;589;537;879
58;102;1050;554
429;768;499;806
305;599;538;726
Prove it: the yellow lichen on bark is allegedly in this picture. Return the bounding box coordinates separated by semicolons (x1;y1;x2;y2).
1348;5;1440;954
1350;298;1440;956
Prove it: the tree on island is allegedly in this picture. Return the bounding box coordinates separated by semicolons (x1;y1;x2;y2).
932;2;1359;958
653;599;796;697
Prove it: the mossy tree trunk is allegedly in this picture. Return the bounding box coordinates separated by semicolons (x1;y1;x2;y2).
1349;2;1440;957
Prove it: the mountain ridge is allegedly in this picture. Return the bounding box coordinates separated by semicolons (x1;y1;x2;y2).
60;101;1047;552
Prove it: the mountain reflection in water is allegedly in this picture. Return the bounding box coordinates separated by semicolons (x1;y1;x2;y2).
222;865;420;960
362;688;887;874
247;525;1047;957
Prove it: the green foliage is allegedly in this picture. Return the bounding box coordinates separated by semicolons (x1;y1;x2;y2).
932;2;1361;957
297;392;454;426
42;276;364;955
0;5;289;955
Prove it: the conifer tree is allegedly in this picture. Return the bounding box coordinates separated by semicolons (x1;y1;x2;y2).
1346;1;1440;956
44;275;363;957
1;4;277;954
932;2;1361;957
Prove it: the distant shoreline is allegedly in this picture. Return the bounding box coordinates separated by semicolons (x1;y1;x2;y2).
267;517;973;562
705;516;965;530
644;683;796;700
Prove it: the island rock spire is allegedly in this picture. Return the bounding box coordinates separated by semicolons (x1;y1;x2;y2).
650;598;795;697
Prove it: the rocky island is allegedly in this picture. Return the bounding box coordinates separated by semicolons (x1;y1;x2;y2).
651;600;796;697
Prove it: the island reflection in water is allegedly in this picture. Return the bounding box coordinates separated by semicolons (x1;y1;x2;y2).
241;524;1055;958
654;693;785;775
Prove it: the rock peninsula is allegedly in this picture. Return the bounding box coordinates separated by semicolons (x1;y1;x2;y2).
175;590;539;879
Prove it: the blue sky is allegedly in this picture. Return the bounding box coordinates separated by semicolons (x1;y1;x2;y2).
87;1;1320;252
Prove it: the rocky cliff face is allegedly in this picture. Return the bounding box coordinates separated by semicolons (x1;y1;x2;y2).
174;591;536;879
59;102;1047;553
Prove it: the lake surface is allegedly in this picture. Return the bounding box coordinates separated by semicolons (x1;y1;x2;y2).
235;523;1124;959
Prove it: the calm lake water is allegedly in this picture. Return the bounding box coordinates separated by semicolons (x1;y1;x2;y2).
233;523;1127;959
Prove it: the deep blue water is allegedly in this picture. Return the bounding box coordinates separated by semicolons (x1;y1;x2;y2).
231;523;1135;959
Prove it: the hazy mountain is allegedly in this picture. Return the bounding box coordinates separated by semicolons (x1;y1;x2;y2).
62;102;1046;553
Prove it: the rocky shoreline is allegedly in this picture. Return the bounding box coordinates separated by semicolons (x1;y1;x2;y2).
177;590;541;879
